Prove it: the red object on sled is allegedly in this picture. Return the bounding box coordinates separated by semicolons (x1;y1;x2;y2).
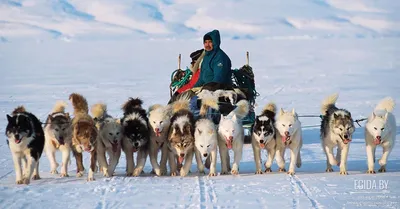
177;69;201;93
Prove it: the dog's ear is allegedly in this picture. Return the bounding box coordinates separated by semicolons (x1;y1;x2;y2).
220;114;224;123
280;108;285;116
6;114;12;123
47;114;53;123
115;119;121;124
291;108;295;116
384;111;389;120
231;114;237;122
197;128;202;135
333;113;339;119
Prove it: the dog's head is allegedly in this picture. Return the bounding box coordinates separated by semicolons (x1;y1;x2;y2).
148;105;170;137
100;118;122;152
218;114;242;149
276;108;300;143
253;116;275;148
168;117;194;164
46;113;71;145
366;110;390;145
73;120;97;152
195;119;217;158
122;113;149;152
6;114;34;145
330;110;355;144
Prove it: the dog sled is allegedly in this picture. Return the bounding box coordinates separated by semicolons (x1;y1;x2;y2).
169;52;259;142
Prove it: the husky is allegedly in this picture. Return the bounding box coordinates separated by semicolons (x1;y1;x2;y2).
167;96;196;177
365;97;396;173
121;98;149;177
148;104;171;176
218;100;249;175
69;93;98;181
320;93;355;175
252;102;277;174
275;108;302;175
194;92;219;176
91;103;122;177
6;106;45;184
44;101;72;177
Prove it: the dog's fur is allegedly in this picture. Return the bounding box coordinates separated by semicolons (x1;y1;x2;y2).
218;100;249;175
44;101;72;177
251;102;277;174
6;106;45;184
69;93;98;181
365;97;396;173
148;104;171;176
320;93;355;175
167;96;196;177
275;108;302;175
121;98;149;177
194;92;219;176
92;103;122;177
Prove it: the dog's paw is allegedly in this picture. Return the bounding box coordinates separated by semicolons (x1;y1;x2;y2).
264;168;272;173
16;179;24;184
180;170;188;177
126;172;133;177
153;169;161;176
231;169;239;175
287;171;295;175
208;172;217;177
50;169;58;174
220;170;229;175
32;174;40;180
378;167;386;173
160;168;167;176
170;171;177;176
278;168;286;172
23;178;30;185
325;168;334;172
378;159;386;166
133;169;142;177
366;170;376;174
87;177;95;181
255;170;263;175
339;170;348;175
76;171;84;177
60;173;69;177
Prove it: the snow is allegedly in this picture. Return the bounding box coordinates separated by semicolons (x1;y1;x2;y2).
1;0;400;208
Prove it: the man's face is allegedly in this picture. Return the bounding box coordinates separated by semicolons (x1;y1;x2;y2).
204;40;213;51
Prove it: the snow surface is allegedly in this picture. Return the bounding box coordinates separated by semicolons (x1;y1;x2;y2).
1;0;400;208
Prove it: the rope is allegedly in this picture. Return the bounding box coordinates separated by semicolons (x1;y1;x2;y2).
298;115;322;118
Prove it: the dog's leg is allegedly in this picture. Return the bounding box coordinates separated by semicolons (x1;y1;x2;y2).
275;146;286;172
218;138;230;175
159;143;168;176
12;153;23;184
168;151;178;176
125;150;134;176
97;148;108;177
231;142;243;175
195;149;205;174
46;148;59;174
73;150;85;177
366;145;376;174
324;144;337;172
149;144;161;176
23;156;36;185
287;146;299;175
133;150;148;177
108;149;121;177
339;144;349;175
60;147;71;177
379;144;392;173
181;150;194;177
252;140;262;174
336;146;342;165
264;141;276;173
209;149;217;177
88;150;97;181
32;160;40;180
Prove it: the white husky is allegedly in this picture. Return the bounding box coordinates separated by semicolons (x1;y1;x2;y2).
218;100;249;175
275;108;302;175
91;103;122;177
365;97;396;173
148;104;170;176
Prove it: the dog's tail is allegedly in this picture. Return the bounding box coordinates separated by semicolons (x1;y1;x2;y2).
12;106;26;115
199;91;219;117
172;94;191;114
321;93;339;115
148;104;163;113
122;98;143;114
91;103;107;119
232;100;250;120
261;102;276;120
69;93;89;115
375;97;395;113
52;101;67;113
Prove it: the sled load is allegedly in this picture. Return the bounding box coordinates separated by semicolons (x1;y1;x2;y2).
169;52;259;138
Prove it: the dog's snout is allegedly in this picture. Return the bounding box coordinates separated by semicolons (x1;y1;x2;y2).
344;134;349;139
376;136;381;140
203;153;208;157
59;136;64;141
180;153;185;157
228;136;233;140
284;131;290;136
113;140;118;144
155;128;159;132
134;142;139;147
259;140;264;144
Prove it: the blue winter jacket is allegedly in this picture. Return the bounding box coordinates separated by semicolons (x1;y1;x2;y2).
194;30;232;87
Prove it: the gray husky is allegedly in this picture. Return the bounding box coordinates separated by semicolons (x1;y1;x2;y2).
320;93;355;175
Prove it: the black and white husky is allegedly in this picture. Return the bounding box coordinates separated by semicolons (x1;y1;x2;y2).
251;102;277;174
6;106;45;184
320;93;355;175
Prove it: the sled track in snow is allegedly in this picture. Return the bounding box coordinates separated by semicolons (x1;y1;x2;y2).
291;175;321;209
198;176;218;208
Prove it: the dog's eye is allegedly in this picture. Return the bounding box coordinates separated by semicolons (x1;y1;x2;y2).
289;124;292;128
347;127;351;131
55;128;59;132
282;124;285;127
62;128;66;131
381;128;384;131
116;132;120;135
374;127;377;130
153;121;156;124
200;145;203;148
207;144;211;148
160;121;163;124
109;133;113;136
338;128;343;131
